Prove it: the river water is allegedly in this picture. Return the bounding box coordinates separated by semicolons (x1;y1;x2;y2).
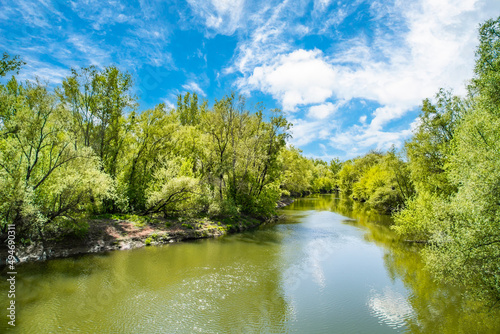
1;194;499;333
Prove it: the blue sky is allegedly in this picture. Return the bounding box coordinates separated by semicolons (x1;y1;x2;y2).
1;0;499;160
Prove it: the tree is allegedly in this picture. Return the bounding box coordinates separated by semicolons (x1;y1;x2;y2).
194;93;290;217
280;146;314;196
115;104;176;211
0;52;25;77
337;151;383;195
0;78;112;238
176;92;207;126
394;16;500;304
405;89;464;197
57;66;137;178
144;156;200;216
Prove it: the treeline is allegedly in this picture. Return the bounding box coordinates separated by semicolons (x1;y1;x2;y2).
395;17;500;305
335;150;413;212
0;57;338;242
336;17;500;305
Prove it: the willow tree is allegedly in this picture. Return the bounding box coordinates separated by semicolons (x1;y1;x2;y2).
198;93;290;217
0;77;112;239
394;16;500;305
57;65;136;178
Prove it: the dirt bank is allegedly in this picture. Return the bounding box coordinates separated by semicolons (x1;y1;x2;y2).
1;198;296;265
0;216;267;265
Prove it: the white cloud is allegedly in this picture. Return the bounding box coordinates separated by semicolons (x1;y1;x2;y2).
187;0;246;35
308;101;342;119
67;34;111;67
246;49;337;111
182;81;207;97
14;0;64;28
329;125;412;159
313;0;332;12
70;0;132;29
233;0;500;157
288;117;336;147
161;98;176;110
225;1;295;76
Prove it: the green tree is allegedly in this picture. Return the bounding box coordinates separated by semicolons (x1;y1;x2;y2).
0;78;111;238
117;104;179;212
280;146;314;196
58;66;136;178
405;89;464;196
176;92;207;126
394;16;500;304
0;52;25;77
198;93;290;217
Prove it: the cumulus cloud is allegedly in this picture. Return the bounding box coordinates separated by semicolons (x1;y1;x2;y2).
246;49;337;111
4;0;499;159
241;0;486;113
308;101;343;119
288;117;336;147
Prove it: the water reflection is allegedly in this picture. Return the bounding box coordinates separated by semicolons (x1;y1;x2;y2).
296;194;500;333
368;287;413;329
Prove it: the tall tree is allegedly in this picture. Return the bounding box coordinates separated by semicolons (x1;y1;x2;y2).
0;78;111;237
394;16;500;304
57;66;136;178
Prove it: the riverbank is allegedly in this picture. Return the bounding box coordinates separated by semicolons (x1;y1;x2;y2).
1;198;295;265
0;216;258;265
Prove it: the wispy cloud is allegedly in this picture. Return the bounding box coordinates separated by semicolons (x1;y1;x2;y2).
69;0;134;30
67;34;111;67
11;0;65;28
186;0;247;35
16;56;70;84
182;81;207;97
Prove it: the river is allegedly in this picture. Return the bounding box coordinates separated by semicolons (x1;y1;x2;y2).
1;194;499;333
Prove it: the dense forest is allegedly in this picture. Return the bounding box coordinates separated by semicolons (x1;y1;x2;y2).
1;16;499;307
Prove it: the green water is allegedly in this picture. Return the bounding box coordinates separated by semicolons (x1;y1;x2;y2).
2;195;500;333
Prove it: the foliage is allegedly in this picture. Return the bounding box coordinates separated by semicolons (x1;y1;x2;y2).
197;94;291;217
336;150;412;213
145;157;200;216
0;77;112;238
405;89;463;197
1;55;317;239
2;15;500;310
0;52;25;77
279;146;314;195
394;16;500;305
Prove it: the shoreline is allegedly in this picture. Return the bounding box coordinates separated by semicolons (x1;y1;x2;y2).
0;198;295;266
